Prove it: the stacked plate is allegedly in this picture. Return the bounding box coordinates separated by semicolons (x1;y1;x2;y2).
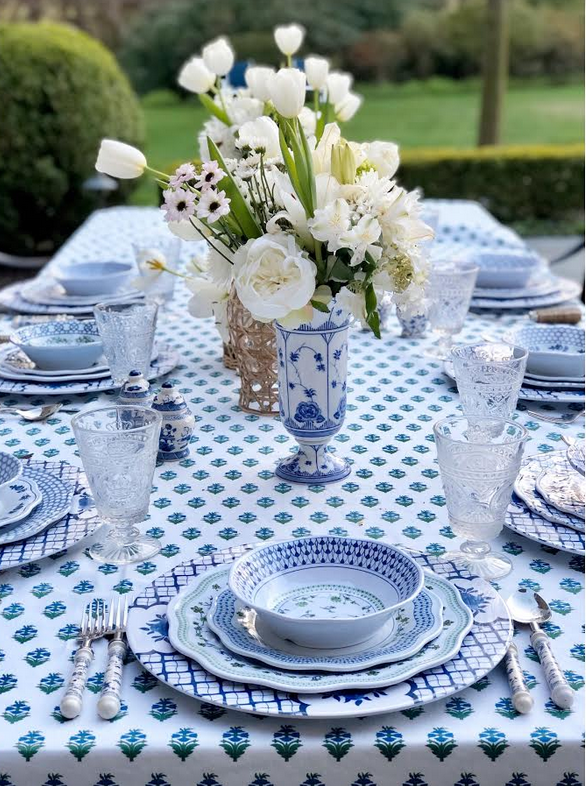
0;319;178;396
506;444;586;555
127;537;513;719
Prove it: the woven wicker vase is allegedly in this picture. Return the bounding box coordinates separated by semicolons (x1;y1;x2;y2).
227;289;279;415
222;341;238;370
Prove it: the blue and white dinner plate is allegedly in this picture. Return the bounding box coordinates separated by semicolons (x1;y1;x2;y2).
0;344;177;395
0;477;42;529
0;281;94;315
127;546;511;718
0;460;99;571
506;493;585;555
20;279;139;308
471;277;581;310
173;566;445;673
473;275;560;300
515;452;585;532
0;464;74;545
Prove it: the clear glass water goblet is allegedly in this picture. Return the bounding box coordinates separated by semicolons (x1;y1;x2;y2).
94;300;158;386
425;260;479;358
72;406;162;565
451;342;528;419
434;415;527;579
131;231;182;306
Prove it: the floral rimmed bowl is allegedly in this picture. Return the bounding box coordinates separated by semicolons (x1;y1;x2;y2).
506;324;585;378
10;320;103;371
475;251;543;289
228;536;424;648
54;261;134;297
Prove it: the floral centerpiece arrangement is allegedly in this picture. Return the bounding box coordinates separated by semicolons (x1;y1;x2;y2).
96;23;432;482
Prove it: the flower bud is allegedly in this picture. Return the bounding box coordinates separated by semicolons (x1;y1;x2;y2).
304;56;329;90
178;56;215;94
326;71;352;105
274;24;305;56
95;139;147;179
268;68;307;119
202;37;235;77
245;66;275;102
330;139;356;185
335;91;362;122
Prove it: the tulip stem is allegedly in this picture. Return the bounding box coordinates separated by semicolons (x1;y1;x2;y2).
147;166;170;180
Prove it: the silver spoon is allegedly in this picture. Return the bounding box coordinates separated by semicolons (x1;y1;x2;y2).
507;588;574;709
0;404;67;422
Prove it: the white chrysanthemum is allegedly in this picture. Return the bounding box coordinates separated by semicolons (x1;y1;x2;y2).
308;198;351;253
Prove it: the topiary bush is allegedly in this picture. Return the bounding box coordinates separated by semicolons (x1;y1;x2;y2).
0;22;144;256
400;143;584;224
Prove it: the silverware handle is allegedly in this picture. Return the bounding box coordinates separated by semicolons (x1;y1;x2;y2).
530;627;574;709
97;638;126;720
60;644;93;719
505;642;533;714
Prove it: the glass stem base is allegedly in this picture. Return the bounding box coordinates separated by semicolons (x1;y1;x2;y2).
441;539;513;580
89;523;160;565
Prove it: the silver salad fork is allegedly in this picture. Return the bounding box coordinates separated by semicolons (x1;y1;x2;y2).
60;600;107;719
98;595;129;720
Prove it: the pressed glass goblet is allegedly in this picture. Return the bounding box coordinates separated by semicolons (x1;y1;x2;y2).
425;260;479;358
434;415;527;579
451;342;528;419
72;406;162;565
94;300;158;386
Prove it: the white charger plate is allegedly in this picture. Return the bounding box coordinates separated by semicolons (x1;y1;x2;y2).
471;277;581;310
21;279;139;307
525;370;585;384
0;477;42;529
514;452;584;532
473;276;560;300
127;546;511;719
173;567;446;674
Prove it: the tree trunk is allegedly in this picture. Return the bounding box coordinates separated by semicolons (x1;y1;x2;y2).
478;0;509;146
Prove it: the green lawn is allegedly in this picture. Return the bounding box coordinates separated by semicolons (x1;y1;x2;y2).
132;79;584;206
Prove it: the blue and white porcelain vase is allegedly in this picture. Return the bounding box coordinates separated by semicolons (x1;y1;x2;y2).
152;381;195;461
118;370;153;407
275;301;350;484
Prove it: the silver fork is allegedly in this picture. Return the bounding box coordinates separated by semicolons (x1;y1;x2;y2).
527;409;585;425
98;596;129;720
60;600;107;719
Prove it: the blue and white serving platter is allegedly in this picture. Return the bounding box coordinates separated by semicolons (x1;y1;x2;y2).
0;460;99;571
0;344;177;395
0;477;42;529
127;546;511;718
506;494;585;555
471;277;581;310
514;452;584;530
172;566;447;673
0;464;75;545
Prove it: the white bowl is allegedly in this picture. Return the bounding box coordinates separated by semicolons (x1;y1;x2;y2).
228;537;424;649
10;320;103;371
54;261;134;297
475;251;542;289
507;324;585;378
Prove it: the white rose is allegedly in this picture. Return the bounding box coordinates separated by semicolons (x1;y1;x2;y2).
177;56;215;94
95;139;146;179
274;24;305;56
298;106;317;137
268;68;307;119
304;56;329;90
245;66;275;101
326;71;352;104
227;95;264;126
237;116;281;158
202;37;234;76
335;91;362;122
233;233;316;321
364;140;400;178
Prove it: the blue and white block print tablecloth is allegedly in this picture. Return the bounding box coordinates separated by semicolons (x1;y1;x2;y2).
0;204;582;786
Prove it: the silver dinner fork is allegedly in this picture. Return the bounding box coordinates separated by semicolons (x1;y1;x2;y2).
98;596;129;720
527;409;585;425
60;600;107;719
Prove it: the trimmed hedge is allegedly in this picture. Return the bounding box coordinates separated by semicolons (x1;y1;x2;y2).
0;22;144;256
399;144;584;224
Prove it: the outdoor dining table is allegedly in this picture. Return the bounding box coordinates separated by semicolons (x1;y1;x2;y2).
0;204;582;786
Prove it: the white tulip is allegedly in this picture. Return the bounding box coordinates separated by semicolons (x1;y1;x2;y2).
274;24;305;56
95;139;147;179
268;68;307;118
178;56;215;94
364;140;400;178
298;106;317;137
335;91;362;122
304;56;329;90
245;66;275;102
326;71;352;105
202;37;234;77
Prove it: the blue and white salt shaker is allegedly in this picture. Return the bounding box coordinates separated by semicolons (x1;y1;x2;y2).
118;370;153;407
396;305;429;338
152;381;195;461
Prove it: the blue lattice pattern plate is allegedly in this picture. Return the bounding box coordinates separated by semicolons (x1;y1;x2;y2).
127;545;512;718
0;477;42;529
506;494;585;556
0;460;100;571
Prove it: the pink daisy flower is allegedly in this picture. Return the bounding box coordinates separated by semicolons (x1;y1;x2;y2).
196;160;225;189
196;188;230;224
169;162;196;188
161;187;196;223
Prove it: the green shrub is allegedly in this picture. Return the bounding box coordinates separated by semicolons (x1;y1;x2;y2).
0;22;144;256
399;143;584;224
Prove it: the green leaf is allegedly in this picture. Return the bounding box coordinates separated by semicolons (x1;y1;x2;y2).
310;299;330;313
366;309;381;339
280;125;311;215
198;93;230;126
329;258;354;282
207;138;262;239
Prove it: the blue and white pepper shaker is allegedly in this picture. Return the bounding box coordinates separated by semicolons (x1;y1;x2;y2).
396;305;429;338
152;381;195;461
118;370;153;407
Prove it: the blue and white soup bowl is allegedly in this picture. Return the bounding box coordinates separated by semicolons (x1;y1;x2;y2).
507;324;585;378
10;320;103;371
229;537;424;648
275;302;351;484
